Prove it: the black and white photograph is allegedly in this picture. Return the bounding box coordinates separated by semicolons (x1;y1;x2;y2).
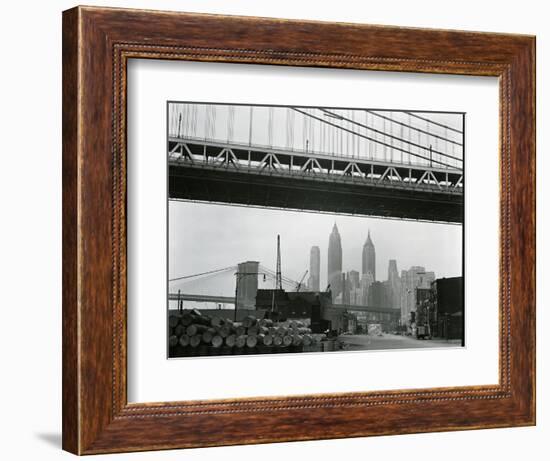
167;102;465;358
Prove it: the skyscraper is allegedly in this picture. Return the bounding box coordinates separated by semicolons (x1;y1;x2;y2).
360;271;375;305
308;246;320;291
362;230;376;280
327;223;343;299
387;259;401;309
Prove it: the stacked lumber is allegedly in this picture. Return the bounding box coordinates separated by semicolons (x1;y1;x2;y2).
168;310;325;356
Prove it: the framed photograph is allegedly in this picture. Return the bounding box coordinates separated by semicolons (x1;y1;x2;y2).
62;6;535;454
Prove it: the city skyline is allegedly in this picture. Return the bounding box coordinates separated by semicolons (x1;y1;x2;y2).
169;200;462;302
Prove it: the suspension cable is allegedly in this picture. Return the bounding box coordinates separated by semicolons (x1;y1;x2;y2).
404;111;463;134
293;108;457;169
169;265;236;282
320;108;462;163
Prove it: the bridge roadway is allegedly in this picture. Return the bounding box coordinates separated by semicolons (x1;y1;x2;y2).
168;137;463;223
168;292;400;316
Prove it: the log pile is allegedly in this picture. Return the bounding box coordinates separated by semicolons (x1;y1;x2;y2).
168;310;326;356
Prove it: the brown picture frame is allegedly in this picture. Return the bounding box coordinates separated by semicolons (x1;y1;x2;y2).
62;5;536;455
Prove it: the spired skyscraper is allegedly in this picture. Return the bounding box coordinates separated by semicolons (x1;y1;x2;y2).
308;246;320;291
327;223;343;299
362;230;376;280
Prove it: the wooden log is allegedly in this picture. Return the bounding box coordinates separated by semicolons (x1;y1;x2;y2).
219;324;232;338
259;318;273;327
247;325;259;336
168;335;179;347
189;335;202;348
235;325;246;336
235;335;247;348
273;335;283;347
183;311;211;327
246;335;258;348
292;334;303;346
202;328;216;344
181;312;194;326
302;334;313;347
263;334;273;346
174;324;186;337
168;315;181;328
210;316;224;328
283;335;293;347
225;334;237;347
211;335;224;348
242;315;257;329
179;334;190;347
186;324;208;336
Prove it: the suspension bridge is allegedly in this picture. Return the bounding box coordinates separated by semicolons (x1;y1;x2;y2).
168;104;464;223
168;263;400;317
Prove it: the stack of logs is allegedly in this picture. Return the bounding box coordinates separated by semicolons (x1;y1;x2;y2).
168;309;325;355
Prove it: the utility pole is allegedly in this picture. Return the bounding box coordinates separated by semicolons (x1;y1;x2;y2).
276;234;282;290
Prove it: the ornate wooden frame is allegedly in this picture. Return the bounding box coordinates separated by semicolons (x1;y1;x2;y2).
62;6;536;455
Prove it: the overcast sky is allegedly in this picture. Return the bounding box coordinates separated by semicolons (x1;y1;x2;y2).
168;201;462;298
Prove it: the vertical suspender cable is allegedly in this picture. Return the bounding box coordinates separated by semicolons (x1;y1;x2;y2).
400;115;404;164
248;106;253;146
268;106;274;148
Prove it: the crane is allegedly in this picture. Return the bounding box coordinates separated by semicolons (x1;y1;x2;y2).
296;270;308;292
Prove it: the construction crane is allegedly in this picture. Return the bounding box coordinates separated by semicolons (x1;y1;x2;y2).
296;270;308;292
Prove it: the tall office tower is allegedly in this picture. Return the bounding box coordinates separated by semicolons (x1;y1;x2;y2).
360;271;375;305
236;261;259;310
387;259;401;309
308;246;321;291
327;223;343;299
368;281;391;308
346;270;360;305
342;273;350;304
400;266;436;325
362;230;376;280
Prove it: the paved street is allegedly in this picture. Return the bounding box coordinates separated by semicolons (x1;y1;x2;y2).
338;333;461;351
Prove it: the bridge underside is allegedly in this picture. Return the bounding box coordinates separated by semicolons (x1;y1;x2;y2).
169;165;463;223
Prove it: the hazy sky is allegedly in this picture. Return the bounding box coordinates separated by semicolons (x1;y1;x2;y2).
168;201;462;298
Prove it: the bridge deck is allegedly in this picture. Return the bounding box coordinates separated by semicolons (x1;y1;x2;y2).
168;137;463;223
